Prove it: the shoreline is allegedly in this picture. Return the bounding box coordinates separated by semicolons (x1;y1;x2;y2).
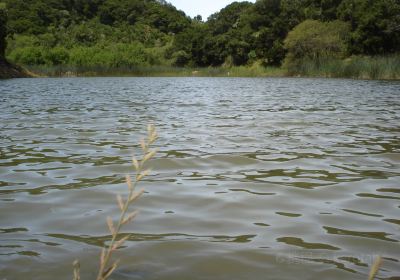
3;61;400;81
19;70;400;81
20;65;285;79
0;59;34;79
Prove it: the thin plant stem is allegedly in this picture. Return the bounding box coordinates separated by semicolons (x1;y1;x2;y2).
368;256;382;280
73;124;158;280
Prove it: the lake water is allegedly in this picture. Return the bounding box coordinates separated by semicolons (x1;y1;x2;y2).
0;77;399;280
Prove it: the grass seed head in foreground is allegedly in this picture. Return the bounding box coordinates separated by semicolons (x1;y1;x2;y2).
73;124;158;280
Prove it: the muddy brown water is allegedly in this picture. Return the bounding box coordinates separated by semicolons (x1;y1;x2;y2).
0;77;399;279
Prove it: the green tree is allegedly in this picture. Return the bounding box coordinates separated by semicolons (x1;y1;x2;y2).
208;2;252;35
172;50;190;66
0;2;7;60
238;0;305;65
171;23;208;66
283;19;350;67
338;0;400;54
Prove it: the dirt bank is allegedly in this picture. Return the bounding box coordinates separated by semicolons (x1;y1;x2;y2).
0;59;32;79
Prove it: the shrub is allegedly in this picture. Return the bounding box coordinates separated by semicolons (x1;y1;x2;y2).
283;20;350;69
8;46;46;65
172;50;190;66
44;46;69;65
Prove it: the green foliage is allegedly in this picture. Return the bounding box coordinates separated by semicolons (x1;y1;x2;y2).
45;46;69;65
6;34;38;51
8;46;46;65
171;2;254;67
7;38;164;68
98;0;144;25
284;54;400;79
87;43;148;68
171;24;209;66
337;0;400;54
207;2;252;35
10;45;70;65
283;20;350;69
3;0;400;72
3;0;190;35
172;50;190;67
0;2;7;59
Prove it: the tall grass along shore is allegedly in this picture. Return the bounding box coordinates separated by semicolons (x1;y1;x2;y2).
18;54;400;80
286;55;400;80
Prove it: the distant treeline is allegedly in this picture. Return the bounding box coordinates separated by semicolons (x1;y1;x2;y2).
1;0;400;75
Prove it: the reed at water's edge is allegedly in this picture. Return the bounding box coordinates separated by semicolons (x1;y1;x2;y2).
286;55;400;80
15;54;400;80
20;64;285;78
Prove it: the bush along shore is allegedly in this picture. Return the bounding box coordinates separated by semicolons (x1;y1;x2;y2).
286;55;400;80
17;54;400;80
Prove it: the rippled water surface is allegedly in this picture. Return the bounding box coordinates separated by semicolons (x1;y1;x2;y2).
0;77;399;280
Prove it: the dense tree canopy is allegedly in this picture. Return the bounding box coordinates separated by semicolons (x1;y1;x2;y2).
283;20;350;67
169;0;399;67
3;0;190;34
0;3;6;60
1;0;399;68
337;0;400;54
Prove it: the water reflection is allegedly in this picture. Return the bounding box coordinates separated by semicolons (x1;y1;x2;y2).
277;237;340;250
323;226;398;242
47;232;257;246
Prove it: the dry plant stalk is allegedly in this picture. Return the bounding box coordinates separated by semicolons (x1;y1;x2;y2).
73;260;80;280
73;124;158;280
368;256;382;280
